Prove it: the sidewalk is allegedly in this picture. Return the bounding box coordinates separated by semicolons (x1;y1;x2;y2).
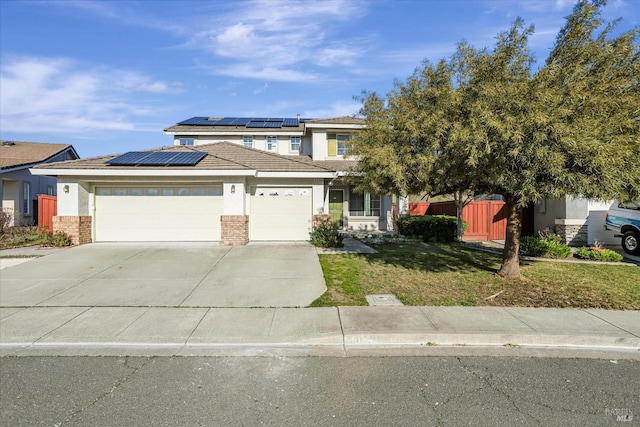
1;306;638;359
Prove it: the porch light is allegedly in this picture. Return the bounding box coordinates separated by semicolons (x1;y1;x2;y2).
231;185;235;194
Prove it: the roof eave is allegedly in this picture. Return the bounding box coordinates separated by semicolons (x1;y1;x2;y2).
30;168;257;177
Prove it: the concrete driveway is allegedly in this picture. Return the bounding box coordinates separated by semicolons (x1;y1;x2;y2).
0;243;326;308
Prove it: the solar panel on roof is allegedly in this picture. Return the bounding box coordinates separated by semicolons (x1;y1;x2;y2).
178;117;205;125
106;151;206;166
106;152;151;165
234;118;252;125
213;117;236;125
264;121;283;128
282;118;299;126
166;152;206;165
136;152;180;165
246;121;266;128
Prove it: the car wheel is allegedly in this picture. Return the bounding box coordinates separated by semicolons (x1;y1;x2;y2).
622;230;640;255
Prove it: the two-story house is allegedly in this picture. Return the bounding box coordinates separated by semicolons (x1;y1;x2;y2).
32;116;392;245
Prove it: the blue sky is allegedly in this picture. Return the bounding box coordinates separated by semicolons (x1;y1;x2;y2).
1;0;638;158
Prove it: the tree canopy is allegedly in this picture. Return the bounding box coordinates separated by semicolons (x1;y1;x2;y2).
349;0;640;278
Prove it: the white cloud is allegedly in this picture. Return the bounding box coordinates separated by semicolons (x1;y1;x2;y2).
209;63;319;82
187;0;368;81
302;100;362;119
0;56;180;133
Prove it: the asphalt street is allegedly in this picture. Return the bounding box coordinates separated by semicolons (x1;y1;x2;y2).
1;356;637;426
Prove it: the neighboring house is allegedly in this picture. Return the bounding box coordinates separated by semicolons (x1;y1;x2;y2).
1;141;79;227
32;117;394;245
534;196;617;246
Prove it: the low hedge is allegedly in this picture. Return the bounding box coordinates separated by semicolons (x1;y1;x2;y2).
396;215;462;243
519;236;571;259
574;247;623;262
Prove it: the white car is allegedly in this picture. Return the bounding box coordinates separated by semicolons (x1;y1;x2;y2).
605;201;640;255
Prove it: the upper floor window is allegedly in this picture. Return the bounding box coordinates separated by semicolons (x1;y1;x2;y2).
290;136;301;152
328;133;351;156
179;138;194;146
267;136;277;151
243;136;253;148
337;134;350;156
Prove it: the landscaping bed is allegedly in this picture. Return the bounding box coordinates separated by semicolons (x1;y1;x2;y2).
312;241;640;310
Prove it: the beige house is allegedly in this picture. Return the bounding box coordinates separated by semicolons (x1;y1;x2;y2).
1;141;78;227
32;116;393;245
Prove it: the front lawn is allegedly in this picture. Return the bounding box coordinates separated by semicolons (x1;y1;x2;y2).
311;241;640;310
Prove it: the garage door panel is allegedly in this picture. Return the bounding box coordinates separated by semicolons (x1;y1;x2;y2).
250;187;312;241
95;188;222;242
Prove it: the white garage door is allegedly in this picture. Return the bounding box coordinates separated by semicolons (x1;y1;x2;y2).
250;186;312;241
95;186;223;241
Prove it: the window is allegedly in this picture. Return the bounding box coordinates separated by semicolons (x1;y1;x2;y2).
243;136;253;148
267;136;277;151
23;182;31;215
337;134;350;156
179;138;195;146
619;202;640;210
47;185;54;195
290;136;301;152
328;134;351;156
348;187;380;216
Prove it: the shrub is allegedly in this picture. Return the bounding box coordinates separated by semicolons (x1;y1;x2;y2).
519;234;571;259
41;230;73;247
519;236;548;257
574;247;623;262
310;222;343;248
396;215;463;243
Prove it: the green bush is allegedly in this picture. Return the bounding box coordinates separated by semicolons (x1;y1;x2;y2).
42;230;73;247
574;247;623;262
396;215;463;243
519;235;571;259
519;236;548;257
310;222;343;248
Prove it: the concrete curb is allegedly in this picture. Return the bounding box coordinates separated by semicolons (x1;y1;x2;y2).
1;306;638;359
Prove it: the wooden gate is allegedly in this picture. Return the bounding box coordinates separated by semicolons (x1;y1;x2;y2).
423;200;507;241
38;194;57;231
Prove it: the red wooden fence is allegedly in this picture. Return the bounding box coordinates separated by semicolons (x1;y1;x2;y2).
416;200;533;241
38;194;57;231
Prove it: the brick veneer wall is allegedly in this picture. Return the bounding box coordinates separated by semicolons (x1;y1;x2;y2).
53;216;92;245
555;223;588;247
221;215;249;245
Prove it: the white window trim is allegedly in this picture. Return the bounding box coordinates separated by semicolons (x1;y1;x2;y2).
267;136;277;151
243;136;253;148
179;138;195;146
290;136;301;152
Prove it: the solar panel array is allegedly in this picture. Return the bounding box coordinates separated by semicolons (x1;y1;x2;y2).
107;151;206;166
176;116;306;128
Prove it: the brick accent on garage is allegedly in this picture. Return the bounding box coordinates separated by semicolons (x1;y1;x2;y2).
53;215;92;245
221;215;249;245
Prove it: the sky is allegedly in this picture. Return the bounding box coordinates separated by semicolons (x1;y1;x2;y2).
1;0;638;159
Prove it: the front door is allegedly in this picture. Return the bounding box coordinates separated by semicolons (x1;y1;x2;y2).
329;190;344;228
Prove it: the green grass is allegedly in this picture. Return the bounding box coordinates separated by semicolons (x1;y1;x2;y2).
311;241;640;310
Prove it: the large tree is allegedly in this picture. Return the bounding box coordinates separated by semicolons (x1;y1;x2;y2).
349;0;639;279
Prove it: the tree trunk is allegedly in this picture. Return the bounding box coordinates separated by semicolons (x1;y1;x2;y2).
455;198;464;241
496;194;523;279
